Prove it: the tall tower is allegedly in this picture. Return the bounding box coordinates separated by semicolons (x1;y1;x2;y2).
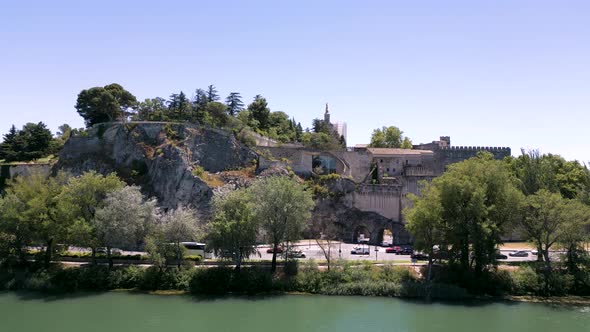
324;103;330;123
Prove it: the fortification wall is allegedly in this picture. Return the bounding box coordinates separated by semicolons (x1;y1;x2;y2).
352;184;402;221
441;146;510;167
331;151;371;183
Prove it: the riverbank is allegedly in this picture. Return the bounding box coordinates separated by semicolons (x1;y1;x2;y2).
1;261;589;302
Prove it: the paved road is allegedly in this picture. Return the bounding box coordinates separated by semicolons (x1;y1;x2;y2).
63;242;554;263
250;242;540;263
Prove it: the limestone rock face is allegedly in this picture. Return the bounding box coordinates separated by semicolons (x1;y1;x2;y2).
55;122;257;215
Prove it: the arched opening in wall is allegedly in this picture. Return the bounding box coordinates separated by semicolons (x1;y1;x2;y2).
312;154;337;175
377;229;393;246
353;225;370;244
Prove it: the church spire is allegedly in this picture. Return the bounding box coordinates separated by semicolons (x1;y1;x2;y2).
324;103;330;123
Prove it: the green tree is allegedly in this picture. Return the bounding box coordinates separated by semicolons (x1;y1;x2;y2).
0;123;53;162
206;85;220;102
75;84;137;127
247;95;271;131
368;126;412;149
135;97;168;121
0;192;31;262
19;122;53;160
401;137;413;149
521;189;569;265
94;186;157;268
0;125;19;161
249;176;315;272
225;92;244;116
507;150;590;200
57;124;72;140
58;171;125;263
404;153;522;279
0;172;70;266
193;88;208;109
404;182;444;282
157;206;200;267
167;91;191;121
208;189;258;270
203;102;229;127
557;199;590;279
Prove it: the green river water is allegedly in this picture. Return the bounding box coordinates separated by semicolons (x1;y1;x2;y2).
0;292;589;332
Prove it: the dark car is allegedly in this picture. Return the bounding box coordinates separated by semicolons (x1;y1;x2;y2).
411;253;429;261
398;247;413;255
495;252;508;260
509;250;529;257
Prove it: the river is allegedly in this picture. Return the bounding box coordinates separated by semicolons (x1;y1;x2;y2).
0;292;589;332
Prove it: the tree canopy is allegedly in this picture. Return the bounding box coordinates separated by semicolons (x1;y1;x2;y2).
369;126;412;149
249;176;315;272
405;153;522;277
0;122;55;162
75;83;137;127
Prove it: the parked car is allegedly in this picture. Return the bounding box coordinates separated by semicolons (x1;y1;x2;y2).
287;250;306;258
96;247;122;255
411;252;429;261
509;250;529;257
398;247;413;255
266;246;284;254
495;252;508;260
531;250;538;255
385;246;401;254
351;246;370;255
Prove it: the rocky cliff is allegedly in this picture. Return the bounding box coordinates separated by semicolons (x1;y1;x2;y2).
56;122;256;215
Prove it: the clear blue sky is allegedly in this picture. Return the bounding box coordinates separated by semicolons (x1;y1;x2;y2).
1;0;589;162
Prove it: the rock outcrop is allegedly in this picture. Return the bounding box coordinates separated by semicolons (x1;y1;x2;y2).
55;122;257;215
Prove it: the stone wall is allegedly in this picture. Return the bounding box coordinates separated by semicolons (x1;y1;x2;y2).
351;184;402;221
0;163;53;190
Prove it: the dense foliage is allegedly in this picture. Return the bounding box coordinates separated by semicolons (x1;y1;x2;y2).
368;125;412;149
405;150;590;296
0;123;61;162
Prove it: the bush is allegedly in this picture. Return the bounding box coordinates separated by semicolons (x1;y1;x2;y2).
108;266;143;289
511;266;541;295
231;268;273;295
189;267;233;295
283;260;298;277
137;266;190;291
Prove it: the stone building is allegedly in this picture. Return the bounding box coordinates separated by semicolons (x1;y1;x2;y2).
258;133;510;245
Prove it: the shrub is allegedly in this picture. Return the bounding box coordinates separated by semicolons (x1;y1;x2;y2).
283;260;299;277
189;267;233;295
108;266;143;289
231;268;273;295
23;269;52;292
511;266;541;295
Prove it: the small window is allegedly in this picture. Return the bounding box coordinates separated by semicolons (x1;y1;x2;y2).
392;168;395;172
380;159;383;163
386;168;390;172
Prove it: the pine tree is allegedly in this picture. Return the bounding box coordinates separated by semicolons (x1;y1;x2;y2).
247;95;271;131
0;125;18;160
225;92;244;116
206;85;219;102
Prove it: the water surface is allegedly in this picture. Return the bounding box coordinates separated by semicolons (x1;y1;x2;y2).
0;292;588;332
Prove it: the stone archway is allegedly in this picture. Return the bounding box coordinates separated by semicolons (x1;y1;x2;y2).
353;225;371;243
338;208;412;245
